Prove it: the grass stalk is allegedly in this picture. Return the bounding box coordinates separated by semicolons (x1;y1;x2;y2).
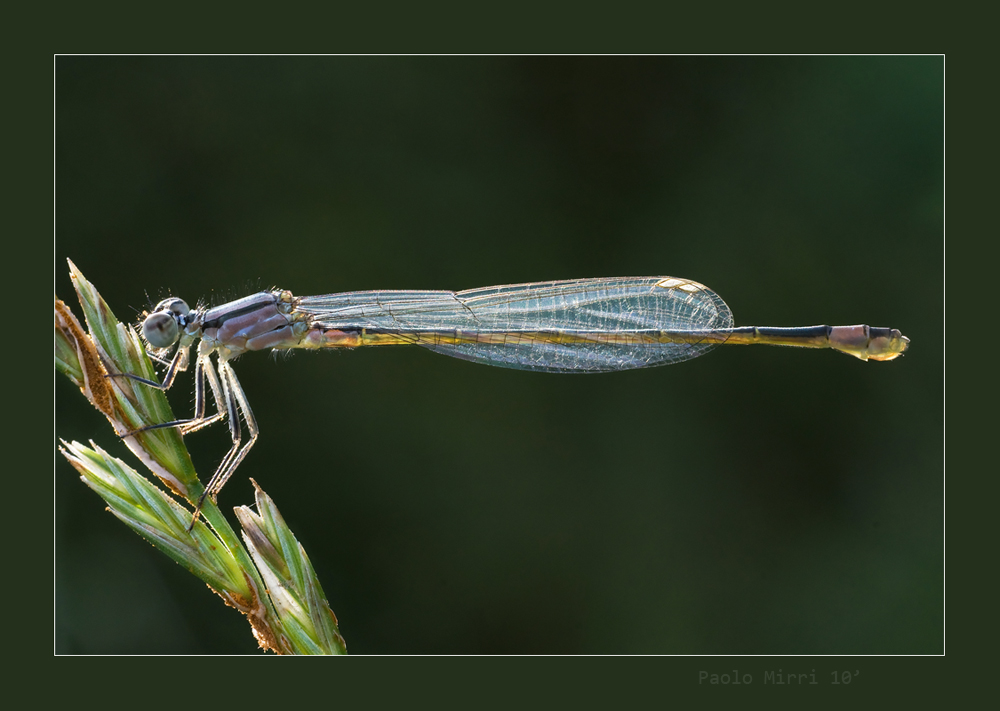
56;260;346;654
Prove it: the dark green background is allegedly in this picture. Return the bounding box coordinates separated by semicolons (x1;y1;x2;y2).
55;56;942;654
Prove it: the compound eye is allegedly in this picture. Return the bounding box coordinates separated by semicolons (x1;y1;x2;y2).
143;311;180;349
153;297;190;316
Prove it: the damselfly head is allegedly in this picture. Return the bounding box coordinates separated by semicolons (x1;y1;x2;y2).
142;298;190;349
154;297;190;316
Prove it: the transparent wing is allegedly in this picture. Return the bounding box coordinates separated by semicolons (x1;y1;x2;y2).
296;276;733;373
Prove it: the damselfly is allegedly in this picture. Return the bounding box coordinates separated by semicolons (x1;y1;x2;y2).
119;276;909;527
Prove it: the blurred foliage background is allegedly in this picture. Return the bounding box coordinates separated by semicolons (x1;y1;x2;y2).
55;56;942;654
